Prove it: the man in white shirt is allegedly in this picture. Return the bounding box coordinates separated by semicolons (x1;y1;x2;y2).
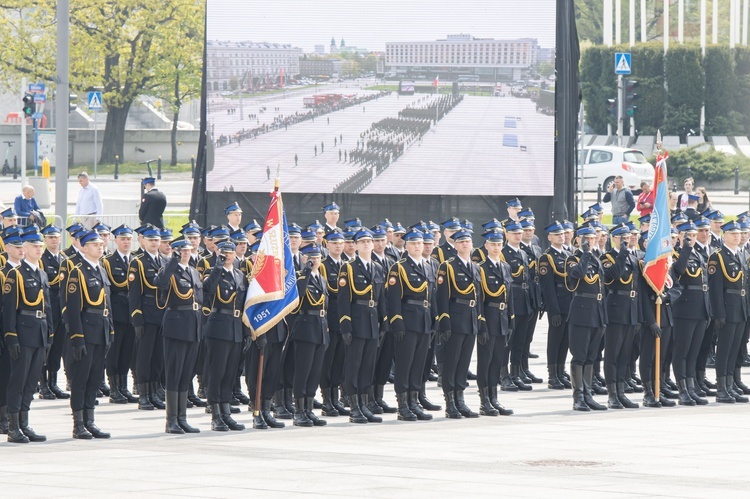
74;172;103;228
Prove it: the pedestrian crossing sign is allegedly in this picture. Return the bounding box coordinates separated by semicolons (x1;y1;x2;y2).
87;91;103;110
615;53;631;75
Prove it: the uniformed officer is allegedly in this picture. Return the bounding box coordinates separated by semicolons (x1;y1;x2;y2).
436;229;485;418
128;224;166;410
520;219;544;384
692;216;717;395
471;219;502;264
155;239;203;434
139;177;167;228
66;230;114;439
432;217;460;264
601;224;642;409
3;228;52;443
565;226;608;411
538;222;572;389
290;244;329;427
318;229;350;417
418;230;442;411
180;222;204;267
0;227;24;434
102;225;137;404
203;241;248;432
225;202;243;233
370;227;397;414
39;224;70;400
323;202;341;235
708;220;750;403
386;228;435;421
243;219;262;248
0;208;19;252
476;228;515;416
501;198;522;227
707;210;724;250
501;222;535;391
159;228;174;259
338;229;388;424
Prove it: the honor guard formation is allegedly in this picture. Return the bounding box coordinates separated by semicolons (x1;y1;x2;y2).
3;191;750;443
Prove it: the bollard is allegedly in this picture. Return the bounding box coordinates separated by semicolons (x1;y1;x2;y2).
191;156;195;178
596;184;602;204
114;155;119;179
13;155;17;180
735;166;740;195
157;156;162;180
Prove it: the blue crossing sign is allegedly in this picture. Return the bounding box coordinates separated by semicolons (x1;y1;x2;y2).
87;91;103;111
615;53;632;75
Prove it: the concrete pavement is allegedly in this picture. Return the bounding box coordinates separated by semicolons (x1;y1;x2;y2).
5;320;750;498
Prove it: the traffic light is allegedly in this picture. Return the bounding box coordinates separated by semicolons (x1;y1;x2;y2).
69;93;78;113
607;98;617;118
625;80;639;117
22;94;35;117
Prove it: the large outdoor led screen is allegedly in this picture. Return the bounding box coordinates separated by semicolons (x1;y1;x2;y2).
205;0;556;195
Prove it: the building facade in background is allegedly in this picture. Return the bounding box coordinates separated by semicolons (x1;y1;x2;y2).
206;40;303;92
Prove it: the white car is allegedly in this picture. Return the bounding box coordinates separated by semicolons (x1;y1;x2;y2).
577;146;654;192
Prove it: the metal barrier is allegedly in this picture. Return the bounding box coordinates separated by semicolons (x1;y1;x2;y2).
65;213;189;250
17;215;64;229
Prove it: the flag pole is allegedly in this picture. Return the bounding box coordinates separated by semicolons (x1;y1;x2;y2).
253;164;281;417
653;295;662;401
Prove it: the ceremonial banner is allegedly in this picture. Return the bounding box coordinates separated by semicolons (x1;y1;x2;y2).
243;188;299;337
642;152;671;293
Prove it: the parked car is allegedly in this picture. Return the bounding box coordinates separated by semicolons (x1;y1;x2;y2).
577;146;654;192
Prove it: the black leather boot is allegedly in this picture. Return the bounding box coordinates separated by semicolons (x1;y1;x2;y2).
138;383;154;410
734;368;750;395
18;411;45;442
283;388;295;414
642;381;661;408
320;387;339;416
0;406;8;434
261;400;285;428
149;382;165;409
571;365;590;412
38;371;56;400
727;374;749;403
331;386;350;416
685;378;708;405
293;397;313;427
715;376;735;403
7;412;29;443
500;365;518;392
582;365;607;411
72;410;92;439
479;387;499;416
675;379;695;406
366;387;384;415
510;365;532;391
177;392;199;433
607;383;624;409
658;394;676;407
211;404;229;431
108;375;127;404
488;385;513;415
660;381;679;399
443;392;462;419
165;391;185;434
374;385;396;413
348;395;367;424
396;392;417;421
305;397;327;426
273;389;293;419
418;383;441;411
696;370;716;396
547;364;564;389
49;372;70;399
99;376;110;397
187;384;206;408
359;394;383;423
233;378;250;405
558;365;572;389
617;381;639;408
454;390;479;418
119;375;138;403
221;402;245;430
84;408;111;438
253;407;268;429
408;391;433;420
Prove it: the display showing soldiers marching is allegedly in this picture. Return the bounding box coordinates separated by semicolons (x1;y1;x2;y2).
5;168;750;444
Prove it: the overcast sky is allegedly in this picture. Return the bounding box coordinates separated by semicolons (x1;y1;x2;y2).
207;0;557;50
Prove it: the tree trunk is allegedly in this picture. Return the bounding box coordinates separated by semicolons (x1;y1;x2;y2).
171;109;179;166
100;101;133;164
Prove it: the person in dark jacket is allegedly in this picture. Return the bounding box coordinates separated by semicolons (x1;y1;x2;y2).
138;177;167;228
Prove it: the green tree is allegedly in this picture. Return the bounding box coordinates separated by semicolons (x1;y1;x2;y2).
0;0;204;164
